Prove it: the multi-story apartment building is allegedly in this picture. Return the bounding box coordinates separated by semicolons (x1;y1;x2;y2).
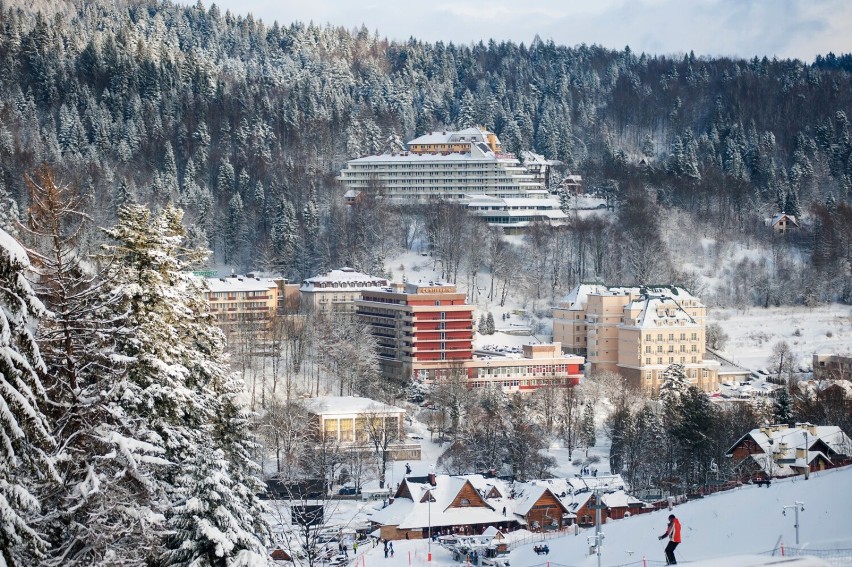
205;274;286;335
553;284;721;393
300;267;389;317
357;282;584;391
338;132;544;202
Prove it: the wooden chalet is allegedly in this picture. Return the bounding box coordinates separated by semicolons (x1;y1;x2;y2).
726;423;852;479
511;485;572;532
770;212;799;234
369;474;518;541
600;490;652;520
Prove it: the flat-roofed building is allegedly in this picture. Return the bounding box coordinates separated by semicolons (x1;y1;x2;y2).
357;281;475;379
300;267;389;317
465;194;566;232
338;139;542;202
304;396;420;460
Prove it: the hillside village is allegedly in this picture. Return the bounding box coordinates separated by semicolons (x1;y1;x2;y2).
0;2;852;567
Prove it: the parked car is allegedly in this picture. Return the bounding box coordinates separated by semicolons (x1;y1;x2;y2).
338;486;359;496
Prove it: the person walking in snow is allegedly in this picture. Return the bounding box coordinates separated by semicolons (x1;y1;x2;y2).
658;513;682;565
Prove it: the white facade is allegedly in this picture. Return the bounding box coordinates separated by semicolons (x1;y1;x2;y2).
338;142;543;201
465;194;566;228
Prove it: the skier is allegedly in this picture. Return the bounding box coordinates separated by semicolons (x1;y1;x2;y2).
658;513;682;565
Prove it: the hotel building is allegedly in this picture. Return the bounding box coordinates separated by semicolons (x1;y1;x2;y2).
338;129;545;202
357;282;584;391
553;284;721;393
205;274;286;334
300;267;389;317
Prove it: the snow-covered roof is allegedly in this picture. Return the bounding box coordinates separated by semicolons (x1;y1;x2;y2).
626;296;699;329
407;127;496;147
346;149;513;164
600;490;648;509
372;476;505;530
558;283;610;311
727;423;852;459
771;213;799;226
300;268;389;291
303;396;405;417
205;275;281;293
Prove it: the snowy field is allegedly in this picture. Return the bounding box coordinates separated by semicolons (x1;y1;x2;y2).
710;305;852;371
336;465;852;567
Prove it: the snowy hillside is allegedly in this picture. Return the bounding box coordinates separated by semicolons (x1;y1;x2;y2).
710;305;852;371
349;466;852;566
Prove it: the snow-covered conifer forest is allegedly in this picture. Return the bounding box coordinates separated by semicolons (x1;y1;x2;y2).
0;0;849;304
1;0;852;565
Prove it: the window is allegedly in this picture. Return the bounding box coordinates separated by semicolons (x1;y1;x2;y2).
646;357;651;364
669;357;674;363
645;346;651;353
668;333;674;340
657;357;663;364
459;498;470;506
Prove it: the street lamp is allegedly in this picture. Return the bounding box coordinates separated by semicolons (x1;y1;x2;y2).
782;502;805;545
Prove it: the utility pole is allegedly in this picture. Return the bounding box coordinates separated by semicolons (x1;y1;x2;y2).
782;502;805;545
586;488;606;567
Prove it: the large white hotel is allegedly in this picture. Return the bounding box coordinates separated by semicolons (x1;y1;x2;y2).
337;128;552;202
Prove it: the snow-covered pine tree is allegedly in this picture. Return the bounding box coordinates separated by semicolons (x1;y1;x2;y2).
773;386;794;426
485;312;496;335
100;204;269;566
659;363;690;410
0;226;57;567
20;169;164;566
582;400;596;456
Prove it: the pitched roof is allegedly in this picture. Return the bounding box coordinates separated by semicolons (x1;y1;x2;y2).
726;423;852;458
371;475;504;530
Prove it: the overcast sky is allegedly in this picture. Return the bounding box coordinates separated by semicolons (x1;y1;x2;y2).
196;0;850;61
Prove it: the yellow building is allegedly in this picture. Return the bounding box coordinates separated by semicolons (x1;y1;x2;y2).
205;274;285;335
304;396;421;460
553;284;721;394
407;127;502;155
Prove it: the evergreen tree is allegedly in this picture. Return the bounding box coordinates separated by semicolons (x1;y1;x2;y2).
485;312;496;335
773;386;794;426
0;180;19;234
20;169;151;566
660;363;690;410
0;226;57;567
102;204;269;565
582;400;596;456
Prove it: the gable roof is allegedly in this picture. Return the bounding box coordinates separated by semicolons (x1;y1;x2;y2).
726;423;852;458
372;475;504;531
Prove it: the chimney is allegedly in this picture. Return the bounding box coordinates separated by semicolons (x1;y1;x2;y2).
428;473;436;486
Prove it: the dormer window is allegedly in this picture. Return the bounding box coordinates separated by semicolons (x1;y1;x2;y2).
460;498;470;506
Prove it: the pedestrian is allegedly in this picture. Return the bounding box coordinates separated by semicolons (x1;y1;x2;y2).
389;542;395;557
658;513;682;565
593;468;597;477
383;540;388;558
405;463;412;474
353;542;358;554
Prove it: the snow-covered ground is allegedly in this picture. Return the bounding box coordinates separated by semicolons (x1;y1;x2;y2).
710;305;852;372
334;465;852;567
